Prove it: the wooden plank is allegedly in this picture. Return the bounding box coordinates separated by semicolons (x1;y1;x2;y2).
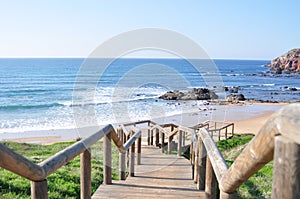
80;149;91;199
92;146;205;199
272;136;300;199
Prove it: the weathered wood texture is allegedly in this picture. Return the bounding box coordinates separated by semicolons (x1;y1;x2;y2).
198;128;228;183
205;157;217;199
177;130;182;156
137;135;142;165
220;104;300;193
272;136;300;199
130;140;135;177
80;149;91;199
196;138;207;190
31;179;48;199
103;131;112;185
0;143;45;181
92;146;205;198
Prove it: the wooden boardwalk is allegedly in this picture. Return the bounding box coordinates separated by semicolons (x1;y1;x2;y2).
92;145;205;198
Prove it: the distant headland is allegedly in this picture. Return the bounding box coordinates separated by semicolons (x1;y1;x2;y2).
266;48;300;74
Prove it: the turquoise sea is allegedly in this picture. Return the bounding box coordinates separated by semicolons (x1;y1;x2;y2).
0;58;299;134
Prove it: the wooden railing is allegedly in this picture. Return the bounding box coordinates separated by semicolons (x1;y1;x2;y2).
1;104;299;199
190;104;300;199
0;124;142;199
192;120;234;141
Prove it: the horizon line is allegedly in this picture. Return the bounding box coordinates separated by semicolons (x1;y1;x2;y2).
0;56;271;61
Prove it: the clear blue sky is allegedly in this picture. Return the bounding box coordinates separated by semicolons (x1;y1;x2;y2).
0;1;299;59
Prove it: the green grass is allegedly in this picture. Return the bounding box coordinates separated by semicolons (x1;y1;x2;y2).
182;134;274;198
217;134;273;199
0;141;120;199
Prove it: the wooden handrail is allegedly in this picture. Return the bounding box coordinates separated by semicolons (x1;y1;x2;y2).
40;125;126;179
124;128;141;150
0;144;45;181
0;124;136;198
2;104;299;199
219;104;300;194
198;128;228;182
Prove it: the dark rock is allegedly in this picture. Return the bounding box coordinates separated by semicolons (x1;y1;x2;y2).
159;88;218;100
289;87;297;91
226;94;246;102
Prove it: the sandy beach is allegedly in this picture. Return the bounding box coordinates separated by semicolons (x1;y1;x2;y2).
0;102;290;144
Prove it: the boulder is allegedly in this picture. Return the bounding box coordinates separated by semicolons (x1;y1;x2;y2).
159;88;218;100
226;94;246;102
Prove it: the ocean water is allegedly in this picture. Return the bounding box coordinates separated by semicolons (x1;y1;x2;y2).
0;58;299;134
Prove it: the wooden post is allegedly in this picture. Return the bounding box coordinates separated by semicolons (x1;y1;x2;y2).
182;131;185;146
178;130;182;156
147;128;150;145
218;130;221;141
80;149;91;199
130;140;135;177
150;129;153;145
220;191;237;199
103;131;112;184
272;136;300;199
190;141;195;179
137;134;142;165
194;144;199;184
205;157;217;199
119;152;126;180
196;139;207;190
119;128;126;180
161;132;165;153
117;126;122;138
168;136;173;154
225;128;228;140
155;128;159;147
31;179;48;199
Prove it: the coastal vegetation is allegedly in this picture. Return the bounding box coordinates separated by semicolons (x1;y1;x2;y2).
218;135;273;198
0;141;119;199
0;134;274;198
183;134;273;199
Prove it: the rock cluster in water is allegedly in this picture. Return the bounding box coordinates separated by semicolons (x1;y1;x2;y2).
266;48;300;74
159;88;218;100
225;94;246;102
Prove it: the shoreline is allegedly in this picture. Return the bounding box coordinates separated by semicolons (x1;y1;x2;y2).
0;101;290;144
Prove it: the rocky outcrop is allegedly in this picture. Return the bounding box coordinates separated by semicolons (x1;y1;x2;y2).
159;88;218;100
225;94;246;102
267;48;300;74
